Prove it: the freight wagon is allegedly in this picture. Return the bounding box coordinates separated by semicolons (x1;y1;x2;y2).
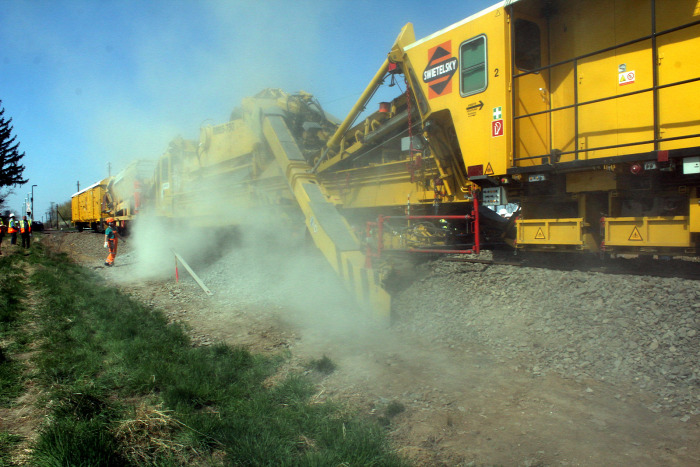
71;178;111;231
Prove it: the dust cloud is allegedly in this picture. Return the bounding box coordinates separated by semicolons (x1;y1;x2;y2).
126;200;385;351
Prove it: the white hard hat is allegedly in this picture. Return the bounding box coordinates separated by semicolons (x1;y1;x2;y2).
9;213;14;217
498;208;508;216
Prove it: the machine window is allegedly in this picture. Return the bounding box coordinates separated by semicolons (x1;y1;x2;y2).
460;35;487;96
515;19;541;71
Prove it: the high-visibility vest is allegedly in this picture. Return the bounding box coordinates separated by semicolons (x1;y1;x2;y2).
8;220;18;233
20;220;31;234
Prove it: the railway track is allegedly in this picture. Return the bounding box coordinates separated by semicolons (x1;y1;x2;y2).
444;251;700;281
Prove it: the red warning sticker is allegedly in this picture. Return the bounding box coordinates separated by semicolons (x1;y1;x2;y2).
619;70;636;85
492;120;504;137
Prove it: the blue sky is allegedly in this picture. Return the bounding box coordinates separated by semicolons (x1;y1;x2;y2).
1;0;494;220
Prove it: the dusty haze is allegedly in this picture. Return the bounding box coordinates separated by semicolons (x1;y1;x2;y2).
127;204;385;348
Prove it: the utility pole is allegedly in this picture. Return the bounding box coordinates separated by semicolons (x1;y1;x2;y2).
31;184;37;220
107;162;112;177
77;181;80;192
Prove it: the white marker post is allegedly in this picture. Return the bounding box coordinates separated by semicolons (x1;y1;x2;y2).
170;249;213;296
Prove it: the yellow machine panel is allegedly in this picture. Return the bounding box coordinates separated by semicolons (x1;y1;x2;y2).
402;3;510;178
604;216;693;249
501;0;700;255
691;189;700;233
153;137;198;219
516;218;584;247
657;20;700;151
199;120;258;168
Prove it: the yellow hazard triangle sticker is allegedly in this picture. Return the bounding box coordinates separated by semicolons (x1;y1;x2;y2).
534;227;545;239
628;226;643;241
485;162;494;176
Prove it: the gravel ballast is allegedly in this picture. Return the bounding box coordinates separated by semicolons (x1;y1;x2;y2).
392;255;700;419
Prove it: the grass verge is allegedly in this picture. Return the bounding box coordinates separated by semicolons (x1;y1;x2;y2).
0;251;28;407
0;241;408;466
0;432;23;466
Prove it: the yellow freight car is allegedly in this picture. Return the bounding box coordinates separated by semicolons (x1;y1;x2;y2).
71;178;111;231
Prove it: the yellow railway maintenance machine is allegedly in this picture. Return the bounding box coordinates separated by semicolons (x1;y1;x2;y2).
71;0;700;325
141;0;699;319
369;0;700;256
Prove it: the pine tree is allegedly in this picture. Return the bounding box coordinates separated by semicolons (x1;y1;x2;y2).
0;100;27;203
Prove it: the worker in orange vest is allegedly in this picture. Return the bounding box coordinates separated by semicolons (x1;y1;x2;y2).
104;218;119;267
20;215;32;249
7;213;18;245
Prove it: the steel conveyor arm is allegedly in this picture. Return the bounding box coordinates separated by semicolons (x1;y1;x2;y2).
260;108;391;319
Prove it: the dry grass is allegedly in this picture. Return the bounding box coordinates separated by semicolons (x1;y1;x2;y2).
0;261;50;466
114;400;229;465
113;401;189;464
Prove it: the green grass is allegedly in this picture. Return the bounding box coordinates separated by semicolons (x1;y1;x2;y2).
0;431;23;466
0;252;28;408
0;355;24;407
0;242;408;466
0;253;25;331
385;400;406;418
31;417;128;467
307;355;337;375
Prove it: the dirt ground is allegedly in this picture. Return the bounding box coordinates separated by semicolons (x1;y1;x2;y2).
38;231;700;466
